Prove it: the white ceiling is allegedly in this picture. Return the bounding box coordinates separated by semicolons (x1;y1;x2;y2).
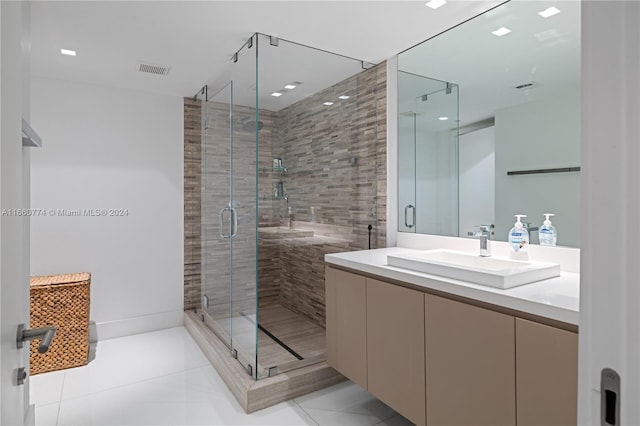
30;0;505;98
398;0;581;128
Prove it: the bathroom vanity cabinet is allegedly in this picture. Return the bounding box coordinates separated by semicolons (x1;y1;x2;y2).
327;267;426;424
325;265;578;426
425;293;515;425
367;278;426;425
515;318;578;426
325;266;367;388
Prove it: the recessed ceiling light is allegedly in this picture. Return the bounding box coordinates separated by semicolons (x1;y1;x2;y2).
60;48;76;56
284;84;297;90
271;92;283;97
425;0;446;9
492;27;512;37
338;95;350;100
539;6;560;18
323;101;334;106
438;117;449;121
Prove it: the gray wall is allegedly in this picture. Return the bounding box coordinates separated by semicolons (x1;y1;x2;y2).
495;90;580;247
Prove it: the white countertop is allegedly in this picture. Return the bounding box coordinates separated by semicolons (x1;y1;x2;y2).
325;247;579;326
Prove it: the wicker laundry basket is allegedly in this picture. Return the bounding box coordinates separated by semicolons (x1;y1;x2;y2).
29;272;91;375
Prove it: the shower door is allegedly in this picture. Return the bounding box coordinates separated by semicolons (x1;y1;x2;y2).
201;44;259;378
201;83;233;348
228;34;259;378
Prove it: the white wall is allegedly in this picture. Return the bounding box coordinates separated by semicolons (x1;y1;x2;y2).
458;125;495;238
494;90;581;247
30;77;184;339
414;128;458;236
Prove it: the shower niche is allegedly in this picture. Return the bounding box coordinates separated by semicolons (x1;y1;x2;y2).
185;33;385;406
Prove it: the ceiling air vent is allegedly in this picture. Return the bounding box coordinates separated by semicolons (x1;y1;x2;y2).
514;81;543;90
137;61;171;76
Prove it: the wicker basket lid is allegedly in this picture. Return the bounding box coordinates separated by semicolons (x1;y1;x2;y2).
30;272;91;287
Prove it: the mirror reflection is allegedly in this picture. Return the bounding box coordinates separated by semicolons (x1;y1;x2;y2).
398;0;581;247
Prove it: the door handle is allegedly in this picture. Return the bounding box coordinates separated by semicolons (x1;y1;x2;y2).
219;207;231;239
601;368;620;425
230;207;238;238
16;324;56;354
404;204;415;229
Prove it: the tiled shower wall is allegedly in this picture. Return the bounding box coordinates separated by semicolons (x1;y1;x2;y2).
184;98;201;311
185;95;277;314
183;62;387;326
273;63;387;245
268;63;387;326
200;98;276;325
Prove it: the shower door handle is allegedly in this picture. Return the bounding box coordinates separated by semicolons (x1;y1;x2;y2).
219;207;231;239
404;204;415;229
230;207;238;239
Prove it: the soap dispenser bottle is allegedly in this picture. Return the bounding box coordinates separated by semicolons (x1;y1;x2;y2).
508;214;530;260
539;213;557;247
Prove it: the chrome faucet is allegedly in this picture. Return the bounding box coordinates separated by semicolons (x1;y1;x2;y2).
478;225;492;257
287;206;294;229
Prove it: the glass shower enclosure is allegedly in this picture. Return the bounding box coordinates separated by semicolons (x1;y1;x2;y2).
199;36;260;376
398;72;459;235
197;33;380;379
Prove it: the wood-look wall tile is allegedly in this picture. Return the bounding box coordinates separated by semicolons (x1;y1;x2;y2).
184;62;387;327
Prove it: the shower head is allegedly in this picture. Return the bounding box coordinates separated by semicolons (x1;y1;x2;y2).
236;117;264;132
244;120;264;131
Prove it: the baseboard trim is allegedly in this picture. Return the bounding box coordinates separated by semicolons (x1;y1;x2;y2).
25;404;35;426
96;310;183;341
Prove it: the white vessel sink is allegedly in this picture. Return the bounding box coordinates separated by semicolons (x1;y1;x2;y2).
387;249;561;289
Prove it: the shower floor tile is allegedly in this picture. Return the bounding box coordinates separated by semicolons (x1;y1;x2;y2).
258;304;326;364
257;327;300;370
203;305;326;376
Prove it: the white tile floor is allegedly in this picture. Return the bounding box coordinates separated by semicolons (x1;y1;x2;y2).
31;327;413;426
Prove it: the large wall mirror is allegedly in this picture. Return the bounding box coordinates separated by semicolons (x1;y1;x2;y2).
398;0;580;248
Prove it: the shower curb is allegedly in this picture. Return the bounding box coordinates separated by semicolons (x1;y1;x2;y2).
184;311;346;413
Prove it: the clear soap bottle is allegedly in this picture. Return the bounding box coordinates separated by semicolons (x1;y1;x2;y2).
508;214;530;260
539;213;557;246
